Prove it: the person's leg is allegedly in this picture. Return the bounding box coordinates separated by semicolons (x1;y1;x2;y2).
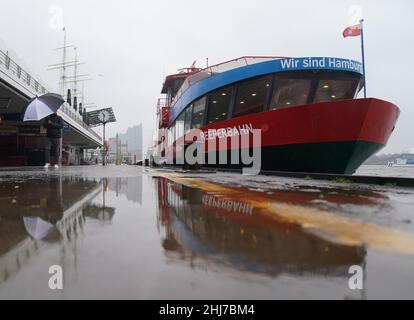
44;138;51;166
51;138;60;166
55;138;62;166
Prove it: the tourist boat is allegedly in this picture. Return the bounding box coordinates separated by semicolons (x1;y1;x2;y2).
388;158;414;167
151;56;400;174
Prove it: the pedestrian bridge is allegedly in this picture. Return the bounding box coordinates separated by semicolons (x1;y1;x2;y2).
0;49;102;149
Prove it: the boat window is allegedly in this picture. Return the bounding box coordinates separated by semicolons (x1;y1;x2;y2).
314;78;359;103
191;97;206;129
175;112;185;139
270;78;312;109
233;76;271;118
206;86;233;124
184;105;192;133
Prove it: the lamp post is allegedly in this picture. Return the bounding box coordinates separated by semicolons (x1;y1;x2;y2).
102;122;107;165
98;109;111;166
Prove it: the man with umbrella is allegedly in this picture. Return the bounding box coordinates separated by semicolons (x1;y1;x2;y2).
44;113;64;168
23;93;66;168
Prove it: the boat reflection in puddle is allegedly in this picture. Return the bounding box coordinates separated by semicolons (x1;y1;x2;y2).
155;177;366;277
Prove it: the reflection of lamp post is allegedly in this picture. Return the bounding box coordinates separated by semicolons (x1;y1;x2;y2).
102;177;108;221
102;179;106;219
98;109;111;166
103;122;106;165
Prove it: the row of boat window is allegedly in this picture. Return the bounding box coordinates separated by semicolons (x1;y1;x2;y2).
170;71;361;141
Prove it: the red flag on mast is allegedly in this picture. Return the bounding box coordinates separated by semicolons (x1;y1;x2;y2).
343;23;362;38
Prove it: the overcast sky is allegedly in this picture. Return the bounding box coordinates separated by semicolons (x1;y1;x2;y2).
1;0;413;153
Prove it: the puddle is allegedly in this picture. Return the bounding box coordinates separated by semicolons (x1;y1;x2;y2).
0;166;413;299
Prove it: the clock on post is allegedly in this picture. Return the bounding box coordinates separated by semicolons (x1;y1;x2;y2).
84;107;116;166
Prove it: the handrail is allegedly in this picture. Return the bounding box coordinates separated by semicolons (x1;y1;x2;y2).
0;50;47;95
157;97;168;113
59;104;101;141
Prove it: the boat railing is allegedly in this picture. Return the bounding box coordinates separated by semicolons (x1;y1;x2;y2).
157;97;168;114
170;56;288;108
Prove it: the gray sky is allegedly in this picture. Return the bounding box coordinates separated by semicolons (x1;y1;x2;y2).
1;0;413;154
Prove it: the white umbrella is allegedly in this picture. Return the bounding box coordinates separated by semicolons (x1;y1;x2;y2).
23;216;55;240
23;93;65;122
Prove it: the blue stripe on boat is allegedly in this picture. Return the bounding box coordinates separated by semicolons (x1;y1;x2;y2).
170;57;362;122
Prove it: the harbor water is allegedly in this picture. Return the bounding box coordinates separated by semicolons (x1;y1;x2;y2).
356;165;414;178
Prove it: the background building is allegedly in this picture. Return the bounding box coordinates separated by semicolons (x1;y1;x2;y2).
108;124;142;164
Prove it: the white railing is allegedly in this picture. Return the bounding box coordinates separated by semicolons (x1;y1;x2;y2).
59;104;101;142
0;49;47;95
170;56;287;108
0;49;101;145
156;97;168;113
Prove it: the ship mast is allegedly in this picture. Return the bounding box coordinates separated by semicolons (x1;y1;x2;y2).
60;27;67;96
48;28;91;108
47;27;74;100
73;47;78;100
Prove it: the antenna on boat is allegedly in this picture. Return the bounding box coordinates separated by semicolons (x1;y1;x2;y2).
343;20;367;98
359;19;367;99
206;57;209;68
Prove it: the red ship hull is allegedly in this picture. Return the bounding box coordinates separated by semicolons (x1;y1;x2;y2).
183;98;399;174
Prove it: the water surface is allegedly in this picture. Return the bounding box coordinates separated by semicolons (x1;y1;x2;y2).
0;166;413;299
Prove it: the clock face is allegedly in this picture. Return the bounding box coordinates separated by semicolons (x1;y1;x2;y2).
98;110;110;123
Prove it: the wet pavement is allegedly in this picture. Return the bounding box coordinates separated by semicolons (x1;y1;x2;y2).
0;165;414;299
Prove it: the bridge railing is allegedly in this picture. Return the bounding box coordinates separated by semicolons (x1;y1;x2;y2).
0;49;47;96
0;49;101;144
60;104;102;141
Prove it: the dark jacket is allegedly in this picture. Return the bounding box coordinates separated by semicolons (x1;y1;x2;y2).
45;115;64;138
